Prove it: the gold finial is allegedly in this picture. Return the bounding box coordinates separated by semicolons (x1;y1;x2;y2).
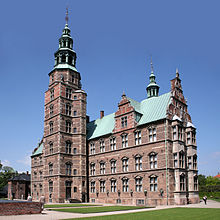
65;7;69;25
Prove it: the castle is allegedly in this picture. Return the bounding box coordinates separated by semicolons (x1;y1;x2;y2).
31;16;199;206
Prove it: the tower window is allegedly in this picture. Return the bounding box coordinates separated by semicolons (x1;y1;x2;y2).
68;56;73;65
61;54;66;63
179;151;184;168
65;103;71;115
66;88;72;99
50;105;54;117
73;169;77;175
66;121;71;133
73;128;77;133
50;89;54;101
49;122;53;134
49;142;53;154
49;181;53;192
73;111;77;116
49;163;53;175
65;163;72;175
65;141;71;154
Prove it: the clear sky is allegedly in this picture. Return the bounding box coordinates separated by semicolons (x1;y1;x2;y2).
0;0;219;176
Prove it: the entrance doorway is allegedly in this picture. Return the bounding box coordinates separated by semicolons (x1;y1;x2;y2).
65;181;72;200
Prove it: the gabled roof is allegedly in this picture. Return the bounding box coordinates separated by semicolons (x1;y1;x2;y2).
87;92;171;140
32;142;43;156
9;173;30;182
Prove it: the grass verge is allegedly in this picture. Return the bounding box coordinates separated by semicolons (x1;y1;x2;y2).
61;208;220;220
45;203;100;208
50;205;149;213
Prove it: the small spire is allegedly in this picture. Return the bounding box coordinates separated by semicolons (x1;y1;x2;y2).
150;56;154;73
122;91;126;98
176;68;179;78
65;7;69;25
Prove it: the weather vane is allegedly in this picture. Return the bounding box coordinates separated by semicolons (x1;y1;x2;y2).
150;55;154;73
65;7;69;25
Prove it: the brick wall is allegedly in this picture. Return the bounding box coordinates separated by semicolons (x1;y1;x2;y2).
0;201;41;216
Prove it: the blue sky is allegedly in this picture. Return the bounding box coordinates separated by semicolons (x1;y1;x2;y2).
0;0;219;176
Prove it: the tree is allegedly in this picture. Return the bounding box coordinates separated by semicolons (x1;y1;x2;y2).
0;165;16;190
198;174;206;186
206;176;220;186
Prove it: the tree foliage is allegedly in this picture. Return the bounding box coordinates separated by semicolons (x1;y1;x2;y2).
0;164;16;190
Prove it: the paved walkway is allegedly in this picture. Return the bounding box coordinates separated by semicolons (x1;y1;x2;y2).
0;200;219;220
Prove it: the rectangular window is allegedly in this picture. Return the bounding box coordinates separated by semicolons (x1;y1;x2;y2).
110;137;116;150
111;160;116;173
49;122;53;134
65;141;71;154
50;105;54;117
100;140;105;153
135;131;141;145
188;156;192;169
121;116;127;128
187;132;191;144
173;126;177;140
73;169;77;175
136;199;144;205
90;163;95;176
50;89;54;101
66;88;72;99
135;156;142;171
194;176;198;191
193;155;197;169
174;153;178;168
122;134;128;148
90;143;95;155
49;181;53;192
149;128;156;142
66;164;71;175
180;175;185;191
91;182;95;193
122;158;129;172
135;178;143;192
73;148;77;154
122;179;129;192
49;164;53;175
66;121;71;133
49;142;53;154
65;104;71;115
150;154;157;169
179;152;184;168
192;132;196;144
100;162;105;174
150;176;158;191
111;180;117;192
100;181;105;193
178;127;183;141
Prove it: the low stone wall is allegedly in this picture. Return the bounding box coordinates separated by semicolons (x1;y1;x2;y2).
0;200;41;216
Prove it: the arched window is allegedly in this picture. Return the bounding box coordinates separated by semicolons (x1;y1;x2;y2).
66;120;71;133
65;103;71;115
49;121;53;134
49;142;53;154
61;54;66;63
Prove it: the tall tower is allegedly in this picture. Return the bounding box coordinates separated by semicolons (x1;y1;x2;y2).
43;11;87;203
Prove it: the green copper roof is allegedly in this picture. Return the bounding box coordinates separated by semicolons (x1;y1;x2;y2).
87;92;171;140
54;64;78;72
32;142;43;156
87;113;115;140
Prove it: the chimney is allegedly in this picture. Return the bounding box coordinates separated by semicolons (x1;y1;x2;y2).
100;110;104;119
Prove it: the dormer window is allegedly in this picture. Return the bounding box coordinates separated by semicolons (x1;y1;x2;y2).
121;116;127;128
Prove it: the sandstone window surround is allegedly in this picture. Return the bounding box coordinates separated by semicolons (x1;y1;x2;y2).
174;153;178;168
65;120;71;133
65;103;72;116
150;175;158;191
65;141;72;154
134;130;142;145
49;180;53;192
121;134;128;148
194;175;198;191
110;137;116;151
90;181;95;193
49;142;53;154
100;161;106;174
90;163;95;176
180;173;185;191
179;151;185;168
121;116;127;128
111;179;117;192
65;162;72;175
135;155;142;171
149;152;157;169
135;176;143;192
110;159;116;174
187;132;191;144
90;142;95;155
122;157;129;172
122;177;129;192
193;154;197;170
50;88;54;101
49;163;53;175
149;127;157;142
49;104;54;117
66;87;72;99
49;121;53;134
100;180;106;193
173;126;177;140
99;139;105;153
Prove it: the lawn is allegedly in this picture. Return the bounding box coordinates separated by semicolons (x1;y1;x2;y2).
45;203;100;208
62;208;220;220
50;205;149;213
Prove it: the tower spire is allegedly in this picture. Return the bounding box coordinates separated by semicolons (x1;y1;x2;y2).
65;7;69;25
146;57;160;98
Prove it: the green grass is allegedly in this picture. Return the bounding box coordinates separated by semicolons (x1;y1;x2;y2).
45;203;100;208
50;205;149;213
62;208;220;220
